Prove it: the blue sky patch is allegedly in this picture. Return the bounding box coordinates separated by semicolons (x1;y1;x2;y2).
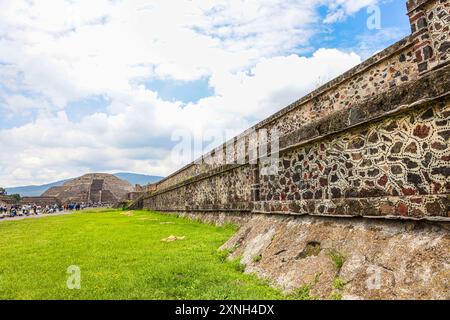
65;95;111;122
145;77;214;104
309;0;411;58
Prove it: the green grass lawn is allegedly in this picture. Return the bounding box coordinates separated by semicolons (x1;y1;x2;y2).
0;209;285;300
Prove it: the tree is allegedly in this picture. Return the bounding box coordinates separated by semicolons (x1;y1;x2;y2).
10;194;21;202
0;187;6;196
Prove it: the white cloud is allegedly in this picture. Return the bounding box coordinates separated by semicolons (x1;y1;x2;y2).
322;0;379;23
0;0;369;186
0;48;360;186
0;94;51;114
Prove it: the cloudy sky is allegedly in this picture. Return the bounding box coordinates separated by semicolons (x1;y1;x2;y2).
0;0;410;187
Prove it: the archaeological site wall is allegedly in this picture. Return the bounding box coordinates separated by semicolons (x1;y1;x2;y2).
20;197;61;207
143;0;449;222
138;0;449;299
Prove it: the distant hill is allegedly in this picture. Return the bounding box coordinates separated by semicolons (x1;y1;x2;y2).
6;180;68;197
5;172;164;197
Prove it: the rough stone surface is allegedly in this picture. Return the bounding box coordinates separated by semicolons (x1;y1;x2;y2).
219;214;450;300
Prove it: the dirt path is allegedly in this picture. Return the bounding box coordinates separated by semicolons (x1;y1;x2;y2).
0;210;77;222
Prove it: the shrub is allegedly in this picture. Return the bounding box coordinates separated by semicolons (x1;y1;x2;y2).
327;249;346;270
330;292;343;300
252;255;262;263
333;277;346;290
289;285;312;300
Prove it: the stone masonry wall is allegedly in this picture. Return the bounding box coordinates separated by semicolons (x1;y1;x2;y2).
144;165;254;212
263;39;419;138
143;0;449;222
408;0;450;72
256;100;449;219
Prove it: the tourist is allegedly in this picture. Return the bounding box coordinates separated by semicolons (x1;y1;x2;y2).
0;205;7;217
10;206;17;217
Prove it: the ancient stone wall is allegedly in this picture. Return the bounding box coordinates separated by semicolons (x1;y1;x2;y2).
145;165;254;212
256;100;449;220
20;197;60;207
0;195;17;208
143;0;449;222
408;0;450;72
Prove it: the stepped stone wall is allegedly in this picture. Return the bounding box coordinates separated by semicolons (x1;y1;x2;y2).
0;195;16;208
20;197;60;207
142;0;449;222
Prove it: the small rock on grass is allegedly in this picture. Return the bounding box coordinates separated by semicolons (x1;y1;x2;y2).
161;235;186;243
120;211;134;217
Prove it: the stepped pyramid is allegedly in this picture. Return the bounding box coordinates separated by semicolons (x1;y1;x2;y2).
43;173;133;204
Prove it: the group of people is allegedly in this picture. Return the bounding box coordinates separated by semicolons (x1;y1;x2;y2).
0;204;62;218
0;201;115;219
67;203;84;211
0;202;91;219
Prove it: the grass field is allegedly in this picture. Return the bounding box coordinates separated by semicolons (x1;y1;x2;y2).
0;209;286;300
